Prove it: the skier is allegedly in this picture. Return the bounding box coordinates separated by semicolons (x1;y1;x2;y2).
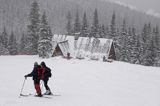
40;61;52;95
24;62;43;97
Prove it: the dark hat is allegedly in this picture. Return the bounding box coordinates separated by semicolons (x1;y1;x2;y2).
41;61;46;67
34;62;38;66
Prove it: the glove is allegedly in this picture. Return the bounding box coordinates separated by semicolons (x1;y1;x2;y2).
24;75;27;79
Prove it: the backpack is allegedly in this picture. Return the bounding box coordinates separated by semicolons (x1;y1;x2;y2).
46;67;52;78
37;66;45;80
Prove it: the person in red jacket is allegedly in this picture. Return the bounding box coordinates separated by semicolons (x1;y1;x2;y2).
40;62;52;95
25;62;43;97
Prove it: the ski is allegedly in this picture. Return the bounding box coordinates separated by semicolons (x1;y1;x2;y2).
20;93;32;97
43;93;61;96
19;94;52;99
34;95;52;99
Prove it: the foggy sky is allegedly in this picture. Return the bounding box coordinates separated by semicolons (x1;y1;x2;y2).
107;0;160;13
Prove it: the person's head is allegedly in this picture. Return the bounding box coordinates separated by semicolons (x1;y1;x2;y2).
41;61;46;67
34;62;38;67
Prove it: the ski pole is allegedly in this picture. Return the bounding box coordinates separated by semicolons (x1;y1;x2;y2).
19;78;26;97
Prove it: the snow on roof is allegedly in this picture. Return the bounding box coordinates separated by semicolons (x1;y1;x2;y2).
52;34;113;60
58;40;70;57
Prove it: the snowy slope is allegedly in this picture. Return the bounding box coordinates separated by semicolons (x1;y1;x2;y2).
0;56;160;106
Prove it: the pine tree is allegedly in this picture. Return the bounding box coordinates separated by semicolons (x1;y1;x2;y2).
139;23;148;64
130;27;140;64
99;25;106;38
48;26;53;40
153;26;160;51
0;42;9;55
38;12;52;58
141;23;154;66
110;11;116;39
141;24;148;43
153;26;160;66
135;34;141;64
126;27;140;63
8;31;18;55
73;9;81;34
26;1;40;55
66;11;72;35
91;9;99;38
1;26;8;49
81;12;89;37
19;33;27;54
117;18;127;61
144;35;156;66
105;26;109;38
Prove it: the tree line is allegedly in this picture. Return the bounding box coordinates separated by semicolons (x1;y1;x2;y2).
66;8;160;66
0;1;160;66
0;1;53;58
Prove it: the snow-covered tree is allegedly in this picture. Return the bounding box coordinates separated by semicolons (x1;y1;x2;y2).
48;26;53;40
19;33;27;54
91;9;99;38
153;26;160;51
109;11;117;39
0;43;9;55
1;26;8;49
152;26;160;66
126;27;140;63
81;12;89;37
8;32;18;55
129;28;141;64
38;12;52;58
99;25;106;38
73;9;81;34
118;19;128;62
26;0;40;55
66;11;72;35
140;23;154;66
105;26;109;39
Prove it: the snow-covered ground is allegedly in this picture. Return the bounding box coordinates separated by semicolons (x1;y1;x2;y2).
0;55;160;106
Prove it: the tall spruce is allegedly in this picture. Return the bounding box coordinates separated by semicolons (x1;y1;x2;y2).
91;9;99;38
38;12;52;58
110;12;116;39
153;26;160;51
66;11;72;35
0;42;9;55
105;26;109;38
19;33;27;54
119;19;128;62
127;27;137;63
141;23;153;66
81;12;88;37
99;25;106;38
153;26;160;66
149;35;156;66
26;1;40;55
74;9;81;34
1;26;8;49
8;31;18;55
130;27;140;64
